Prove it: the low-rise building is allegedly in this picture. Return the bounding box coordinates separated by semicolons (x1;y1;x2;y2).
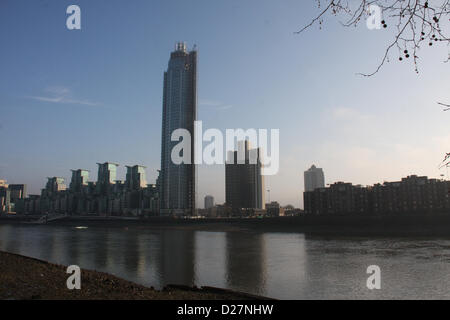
266;201;285;217
304;175;450;215
0;181;10;213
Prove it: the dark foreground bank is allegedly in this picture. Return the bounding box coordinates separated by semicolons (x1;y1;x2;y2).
0;251;270;300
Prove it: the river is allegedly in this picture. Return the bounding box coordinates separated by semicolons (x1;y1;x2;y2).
0;224;449;299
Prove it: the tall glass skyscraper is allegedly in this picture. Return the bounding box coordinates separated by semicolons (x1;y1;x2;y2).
160;42;197;215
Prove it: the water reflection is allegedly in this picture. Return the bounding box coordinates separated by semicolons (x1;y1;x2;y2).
92;228;109;269
225;232;266;295
123;231;139;273
262;233;307;299
194;232;227;289
0;224;450;299
159;230;195;286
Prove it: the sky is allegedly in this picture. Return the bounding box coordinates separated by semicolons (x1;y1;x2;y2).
0;0;449;208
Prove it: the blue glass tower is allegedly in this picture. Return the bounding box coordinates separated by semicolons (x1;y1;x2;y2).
160;42;197;215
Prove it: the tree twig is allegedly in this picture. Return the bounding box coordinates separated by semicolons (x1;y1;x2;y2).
297;0;450;76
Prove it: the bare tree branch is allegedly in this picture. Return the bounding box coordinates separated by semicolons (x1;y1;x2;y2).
298;0;450;76
438;102;450;110
439;152;450;168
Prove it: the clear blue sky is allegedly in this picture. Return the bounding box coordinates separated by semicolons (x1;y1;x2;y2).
1;0;449;207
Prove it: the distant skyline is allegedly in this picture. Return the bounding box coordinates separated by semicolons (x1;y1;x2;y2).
0;0;449;208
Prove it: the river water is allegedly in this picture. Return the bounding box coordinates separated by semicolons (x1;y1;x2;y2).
0;224;449;299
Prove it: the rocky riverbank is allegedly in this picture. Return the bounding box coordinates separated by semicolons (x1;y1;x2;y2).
0;251;268;300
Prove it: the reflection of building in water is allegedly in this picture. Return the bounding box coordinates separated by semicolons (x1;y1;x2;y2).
261;233;307;299
193;232;227;289
159;230;196;286
133;232;162;286
92;230;110;269
64;229;82;265
2;225;21;253
225;232;266;295
123;230;140;273
37;230;57;263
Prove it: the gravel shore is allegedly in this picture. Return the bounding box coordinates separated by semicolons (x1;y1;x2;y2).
0;251;266;300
